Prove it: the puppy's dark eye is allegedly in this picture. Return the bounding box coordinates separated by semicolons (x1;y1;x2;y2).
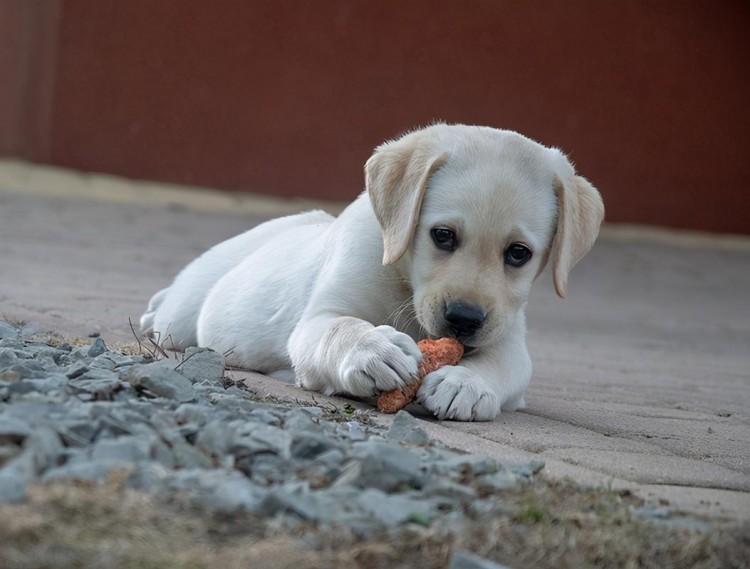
431;227;457;251
505;243;532;267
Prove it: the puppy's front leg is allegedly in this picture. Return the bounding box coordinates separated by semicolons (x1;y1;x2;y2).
288;315;421;397
417;334;531;421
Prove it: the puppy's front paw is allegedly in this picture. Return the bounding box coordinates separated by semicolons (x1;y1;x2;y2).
417;366;498;421
339;325;421;397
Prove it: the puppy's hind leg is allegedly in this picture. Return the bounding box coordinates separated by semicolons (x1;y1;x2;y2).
140;287;169;336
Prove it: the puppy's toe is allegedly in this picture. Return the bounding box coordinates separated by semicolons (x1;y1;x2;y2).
417;366;498;422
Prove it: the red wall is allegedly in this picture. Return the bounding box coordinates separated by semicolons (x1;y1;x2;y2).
3;1;749;233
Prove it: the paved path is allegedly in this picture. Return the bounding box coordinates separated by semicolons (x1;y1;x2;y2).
1;160;749;520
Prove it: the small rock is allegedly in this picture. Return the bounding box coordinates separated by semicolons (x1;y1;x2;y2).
507;459;545;480
356;488;435;526
65;360;90;379
92;434;157;464
0;347;19;369
174;403;208;425
25;426;64;473
2;362;45;380
343;421;368;441
125;361;195;402
89;354;118;371
0;416;32;444
176;347;225;384
69;370;122;399
0;339;25;350
291;431;341;459
171;441;213;469
195;418;238;460
0;322;19;340
231;422;292;460
0;451;36;504
422;478;477;501
434;454;500;479
354;441;424;492
386;410;430;445
260;483;333;521
168;469;263;514
87;338;108;358
475;470;519;494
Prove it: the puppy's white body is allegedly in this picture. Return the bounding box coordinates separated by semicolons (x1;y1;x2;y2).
142;124;604;421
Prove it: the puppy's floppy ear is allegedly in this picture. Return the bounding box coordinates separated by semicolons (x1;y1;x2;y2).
366;133;447;265
550;172;605;298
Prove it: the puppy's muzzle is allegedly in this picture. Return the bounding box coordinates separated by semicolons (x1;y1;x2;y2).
444;301;485;341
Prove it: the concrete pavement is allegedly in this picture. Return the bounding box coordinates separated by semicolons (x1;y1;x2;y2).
1;159;749;520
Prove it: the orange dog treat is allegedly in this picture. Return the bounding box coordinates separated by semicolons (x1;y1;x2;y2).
377;338;464;413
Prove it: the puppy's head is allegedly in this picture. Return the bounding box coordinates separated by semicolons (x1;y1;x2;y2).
366;124;604;347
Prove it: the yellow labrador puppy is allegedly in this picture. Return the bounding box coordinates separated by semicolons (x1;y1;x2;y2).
141;124;604;421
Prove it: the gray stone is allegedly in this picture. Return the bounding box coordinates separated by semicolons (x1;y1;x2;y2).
175;347;225;384
89;354;117;371
0;444;22;465
298;406;325;417
248;408;282;425
38;355;60;371
87;338;108;358
422;478;477;501
475;470;520;493
314;448;346;468
433;454;500;479
0;450;35;504
283;408;318;431
69;369;122;399
386;410;430;446
2;363;44;380
291;431;341;459
353;441;424;492
507;459;545;480
65;360;90;379
231;422;291;460
342;420;368;441
56;419;98;447
0;348;18;369
171;441;213;469
168;469;263;514
449;549;510;569
92;434;158;464
174;403;208;426
125;361;195;402
260;483;339;522
0;339;25;350
195;419;239;460
25;425;64;473
125;462;171;491
25;375;68;393
67;346;91;361
0;322;19;340
356;488;435;526
0;416;32;444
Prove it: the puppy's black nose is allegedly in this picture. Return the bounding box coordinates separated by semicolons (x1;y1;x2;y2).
444;302;485;339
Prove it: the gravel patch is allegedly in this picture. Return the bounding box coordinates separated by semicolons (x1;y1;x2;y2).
0;322;540;541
